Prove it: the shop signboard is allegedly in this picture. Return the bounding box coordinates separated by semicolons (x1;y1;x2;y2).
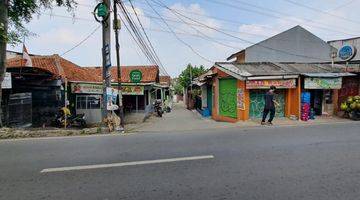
71;83;144;95
71;83;102;94
304;77;342;89
237;88;245;110
130;70;142;83
122;85;144;95
1;72;12;89
246;79;296;89
338;44;356;61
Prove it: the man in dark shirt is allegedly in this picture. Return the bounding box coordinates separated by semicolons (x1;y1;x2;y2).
261;86;278;125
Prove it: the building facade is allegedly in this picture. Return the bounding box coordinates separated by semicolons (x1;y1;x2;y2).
227;26;336;63
198;62;352;123
5;54;164;126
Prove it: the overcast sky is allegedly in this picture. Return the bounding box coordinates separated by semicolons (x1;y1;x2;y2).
7;0;360;77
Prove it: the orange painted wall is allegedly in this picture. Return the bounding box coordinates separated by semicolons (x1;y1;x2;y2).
285;77;301;118
210;67;301;122
237;80;250;121
211;68;241;123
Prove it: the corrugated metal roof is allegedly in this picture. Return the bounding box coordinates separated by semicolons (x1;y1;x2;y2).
274;63;344;73
302;72;356;77
214;62;349;80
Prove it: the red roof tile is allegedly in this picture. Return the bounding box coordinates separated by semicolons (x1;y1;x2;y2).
6;55;160;83
84;65;159;83
159;75;171;86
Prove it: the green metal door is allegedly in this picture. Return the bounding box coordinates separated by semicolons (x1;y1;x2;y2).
249;90;285;118
219;79;237;118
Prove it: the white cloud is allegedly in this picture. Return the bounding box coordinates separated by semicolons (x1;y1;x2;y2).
34;28;82;45
163;3;221;36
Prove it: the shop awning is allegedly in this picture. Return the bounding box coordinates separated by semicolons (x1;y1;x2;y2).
302;72;356;77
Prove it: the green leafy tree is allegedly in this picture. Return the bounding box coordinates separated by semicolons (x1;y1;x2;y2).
178;63;207;89
0;0;77;126
173;79;183;95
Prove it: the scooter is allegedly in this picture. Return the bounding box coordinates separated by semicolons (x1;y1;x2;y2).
153;100;164;117
53;108;87;128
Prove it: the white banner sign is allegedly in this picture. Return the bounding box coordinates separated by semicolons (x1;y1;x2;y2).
304;77;342;89
1;72;12;89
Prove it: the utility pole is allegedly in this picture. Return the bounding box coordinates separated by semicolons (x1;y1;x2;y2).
113;0;125;130
0;0;9;127
101;0;112;121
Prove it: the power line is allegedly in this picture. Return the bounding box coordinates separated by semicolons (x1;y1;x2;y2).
61;25;101;56
153;1;240;50
118;1;170;75
126;0;360;35
118;1;159;67
77;1;359;38
327;0;358;11
44;12;248;44
151;0;334;62
282;0;360;25
144;0;214;64
230;0;360;33
128;0;169;76
118;13;153;64
204;0;359;36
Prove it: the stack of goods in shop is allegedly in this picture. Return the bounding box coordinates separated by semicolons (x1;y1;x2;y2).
301;92;311;121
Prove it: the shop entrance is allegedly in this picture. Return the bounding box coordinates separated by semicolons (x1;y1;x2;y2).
123;95;145;113
308;90;334;116
219;78;237;118
249;90;285;118
309;90;323;115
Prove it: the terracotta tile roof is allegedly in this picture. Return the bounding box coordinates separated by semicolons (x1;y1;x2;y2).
6;55;159;83
6;56;60;78
84;65;160;83
159;75;171;86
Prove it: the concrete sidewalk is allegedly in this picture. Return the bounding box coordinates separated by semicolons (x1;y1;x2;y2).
128;103;357;133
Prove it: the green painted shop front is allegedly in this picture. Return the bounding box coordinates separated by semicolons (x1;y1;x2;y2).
219;78;237;118
249;90;286;118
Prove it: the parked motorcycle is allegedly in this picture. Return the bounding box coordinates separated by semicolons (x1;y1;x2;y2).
153;100;164;117
53;107;87;128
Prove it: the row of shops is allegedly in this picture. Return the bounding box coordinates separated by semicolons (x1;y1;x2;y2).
3;54;171;126
195;62;358;123
193;25;360;123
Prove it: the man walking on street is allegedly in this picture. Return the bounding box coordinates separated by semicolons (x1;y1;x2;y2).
261;86;278;125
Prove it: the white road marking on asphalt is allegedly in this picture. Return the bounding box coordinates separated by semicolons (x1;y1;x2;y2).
40;155;215;173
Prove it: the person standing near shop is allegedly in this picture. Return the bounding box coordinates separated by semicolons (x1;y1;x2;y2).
261;86;279;125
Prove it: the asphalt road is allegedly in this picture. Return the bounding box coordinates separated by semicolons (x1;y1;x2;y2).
1;122;360;200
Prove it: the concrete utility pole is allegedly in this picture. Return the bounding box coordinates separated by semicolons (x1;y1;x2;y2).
113;0;125;129
0;0;9;127
101;0;112;120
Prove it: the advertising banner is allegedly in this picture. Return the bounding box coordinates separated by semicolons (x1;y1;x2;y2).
304;77;342;89
71;83;144;95
246;79;296;89
1;72;12;89
122;85;144;95
237;88;245;110
71;83;103;94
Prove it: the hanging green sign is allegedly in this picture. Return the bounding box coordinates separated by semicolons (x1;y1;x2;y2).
97;3;108;17
130;70;142;83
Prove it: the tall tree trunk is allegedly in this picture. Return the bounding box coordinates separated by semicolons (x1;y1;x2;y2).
0;0;8;127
